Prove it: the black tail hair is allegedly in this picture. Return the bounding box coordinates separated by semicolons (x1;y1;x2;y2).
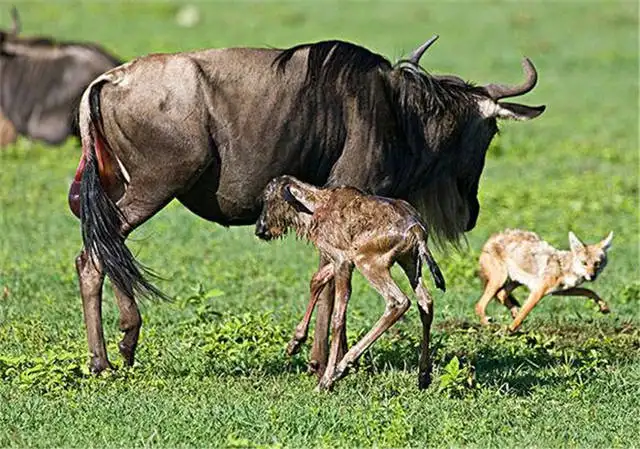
418;240;446;292
80;79;167;300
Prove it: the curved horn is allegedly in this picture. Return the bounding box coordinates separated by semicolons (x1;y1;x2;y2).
483;57;538;100
10;6;20;35
409;34;439;64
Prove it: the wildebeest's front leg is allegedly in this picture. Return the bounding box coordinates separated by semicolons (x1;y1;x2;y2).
76;249;112;374
317;262;353;391
113;286;142;367
308;255;348;378
287;263;334;356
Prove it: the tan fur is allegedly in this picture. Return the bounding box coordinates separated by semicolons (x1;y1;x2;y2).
475;228;613;331
257;175;445;391
0;110;17;147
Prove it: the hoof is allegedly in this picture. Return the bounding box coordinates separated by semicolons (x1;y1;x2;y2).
600;305;611;314
418;371;432;390
308;360;326;379
118;341;136;367
286;339;302;356
316;376;334;392
479;316;492;326
89;357;113;375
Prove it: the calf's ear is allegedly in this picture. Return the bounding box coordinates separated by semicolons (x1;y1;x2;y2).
283;184;315;214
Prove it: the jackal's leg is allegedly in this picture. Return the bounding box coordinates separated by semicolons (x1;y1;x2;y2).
496;281;521;318
287;264;335;356
113;286;142;367
317;262;353;391
327;263;411;389
551;287;610;314
77;249;111;374
508;285;549;332
475;253;508;325
399;256;435;390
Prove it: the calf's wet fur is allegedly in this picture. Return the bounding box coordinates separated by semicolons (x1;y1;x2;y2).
256;175;445;391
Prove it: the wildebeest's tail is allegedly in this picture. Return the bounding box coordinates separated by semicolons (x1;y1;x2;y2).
79;77;166;300
418;239;446;292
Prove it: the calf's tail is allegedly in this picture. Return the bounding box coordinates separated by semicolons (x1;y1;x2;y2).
79;78;166;300
418;239;446;292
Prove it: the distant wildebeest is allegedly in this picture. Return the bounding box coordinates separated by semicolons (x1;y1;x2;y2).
476;229;613;331
255;175;446;390
68;36;545;375
0;7;121;147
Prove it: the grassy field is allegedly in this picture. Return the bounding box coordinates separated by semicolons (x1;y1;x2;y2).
1;1;639;447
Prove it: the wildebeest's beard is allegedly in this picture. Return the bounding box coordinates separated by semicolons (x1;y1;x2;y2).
385;63;496;248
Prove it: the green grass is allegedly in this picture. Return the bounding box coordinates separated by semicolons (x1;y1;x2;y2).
1;1;639;447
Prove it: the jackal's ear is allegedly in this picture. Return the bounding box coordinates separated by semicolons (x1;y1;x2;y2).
599;231;614;251
283;184;315;214
568;231;586;253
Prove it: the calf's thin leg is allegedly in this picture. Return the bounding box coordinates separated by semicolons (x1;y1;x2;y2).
309;256;348;378
287;264;334;356
399;257;435;389
331;263;411;385
551;287;610;313
76;250;111;374
317;262;353;391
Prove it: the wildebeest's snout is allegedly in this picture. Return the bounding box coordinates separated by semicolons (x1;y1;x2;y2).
255;214;272;240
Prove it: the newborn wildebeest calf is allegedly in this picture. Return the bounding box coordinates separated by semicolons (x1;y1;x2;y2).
256;175;446;391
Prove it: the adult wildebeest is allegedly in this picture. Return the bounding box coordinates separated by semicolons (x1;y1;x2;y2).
0;7;121;147
68;36;545;376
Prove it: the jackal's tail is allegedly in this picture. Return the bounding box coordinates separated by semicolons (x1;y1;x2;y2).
418;239;446;292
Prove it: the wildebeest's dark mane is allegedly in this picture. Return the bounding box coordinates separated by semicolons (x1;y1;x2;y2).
272;40;491;248
273;40;392;89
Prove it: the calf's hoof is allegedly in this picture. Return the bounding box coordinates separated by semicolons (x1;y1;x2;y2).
307;360;327;379
418;371;432;390
599;305;611;314
286;339;302;356
316;376;334;393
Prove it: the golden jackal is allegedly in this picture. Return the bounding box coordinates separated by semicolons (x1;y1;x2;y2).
475;229;613;331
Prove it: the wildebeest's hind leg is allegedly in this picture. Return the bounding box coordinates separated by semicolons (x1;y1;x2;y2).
399;256;435;390
76;249;111;374
113;286;142;366
287;263;334;356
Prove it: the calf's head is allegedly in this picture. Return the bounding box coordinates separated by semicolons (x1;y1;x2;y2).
255;175;316;241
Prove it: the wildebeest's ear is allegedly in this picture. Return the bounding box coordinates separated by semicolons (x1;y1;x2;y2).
478;98;546;121
283;184;315;214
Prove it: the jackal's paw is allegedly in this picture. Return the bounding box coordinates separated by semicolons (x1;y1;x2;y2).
479;316;493;326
